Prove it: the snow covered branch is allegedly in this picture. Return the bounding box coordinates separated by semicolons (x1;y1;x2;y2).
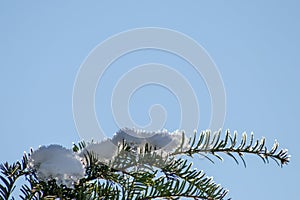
0;128;290;200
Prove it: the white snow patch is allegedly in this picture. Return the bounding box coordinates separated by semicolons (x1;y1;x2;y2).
28;144;84;188
79;139;118;164
112;128;189;153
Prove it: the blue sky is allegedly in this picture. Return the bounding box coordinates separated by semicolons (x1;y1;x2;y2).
1;1;299;199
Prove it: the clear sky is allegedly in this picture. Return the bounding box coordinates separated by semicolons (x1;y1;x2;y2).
1;1;299;199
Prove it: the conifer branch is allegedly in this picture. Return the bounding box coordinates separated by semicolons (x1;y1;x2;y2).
173;130;290;167
0;129;291;199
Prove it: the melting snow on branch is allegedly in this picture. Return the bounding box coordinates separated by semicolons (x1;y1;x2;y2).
28;145;84;188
